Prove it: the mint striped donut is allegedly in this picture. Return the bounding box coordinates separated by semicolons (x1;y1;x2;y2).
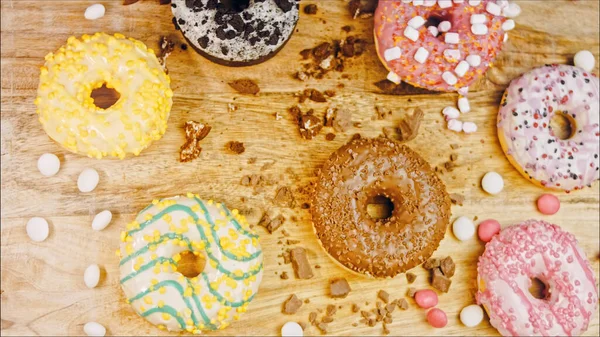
118;194;263;333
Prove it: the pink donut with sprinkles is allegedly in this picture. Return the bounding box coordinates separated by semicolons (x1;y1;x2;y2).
374;0;510;92
498;64;600;192
477;220;598;336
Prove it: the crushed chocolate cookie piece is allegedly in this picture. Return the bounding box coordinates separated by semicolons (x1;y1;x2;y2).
378;290;390;303
225;141;245;154
407;287;417;298
299;114;323;140
326;304;337;316
322;316;334;323
352;303;360;313
283;294;303;314
406;272;417;284
325;133;336;141
300;48;313;59
316;322;328;334
450;144;459;149
450;193;465;206
440;256;455;277
288;105;302;119
397;298;409;310
274;186;295;208
398;107;424;142
180;121;211;162
228;79;260;95
258;213;285;234
348;0;361;18
280;271;289;280
423;258;440;270
309;312;318;324
450;154;458;161
330;278;351;298
432;267;452;293
290;247;314;279
304;4;318;14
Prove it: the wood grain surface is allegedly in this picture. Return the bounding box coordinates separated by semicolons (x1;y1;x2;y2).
1;0;599;336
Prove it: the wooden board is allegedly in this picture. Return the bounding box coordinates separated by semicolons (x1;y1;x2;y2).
1;1;599;336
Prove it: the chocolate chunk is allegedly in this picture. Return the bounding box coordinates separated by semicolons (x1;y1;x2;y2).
312;42;333;62
406;272;417;284
290;247;314;279
440;256;456;277
267;33;280;46
450;193;465;206
258;213;285;234
180;121;211;162
304;4;318;14
378;290;390;303
225;141;245;154
432;267;452;293
398;108;424;142
228;79;260;95
329;278;351;298
423;258;440;270
397;298;409;310
407;287;417;298
299;114;323;140
283;294;303;314
274;186;295;208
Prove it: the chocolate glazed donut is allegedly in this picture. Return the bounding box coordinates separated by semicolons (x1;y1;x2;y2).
311;137;451;278
171;0;299;66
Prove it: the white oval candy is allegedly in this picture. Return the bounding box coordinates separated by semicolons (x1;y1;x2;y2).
447;119;463;132
37;153;60;177
84;4;105;20
26;217;49;242
442;106;460;119
481;171;504;195
281;322;303;337
458;96;471;113
453;216;475;241
84;264;101;288
462;121;478;133
78;168;99;193
460;304;484;327
92;210;112;231
574;50;595;72
83;321;106;336
502;2;521;18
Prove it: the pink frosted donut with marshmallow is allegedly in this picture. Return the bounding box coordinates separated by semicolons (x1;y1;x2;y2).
477;220;598;336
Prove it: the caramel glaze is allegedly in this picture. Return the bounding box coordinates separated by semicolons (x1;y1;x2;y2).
311;137;451;278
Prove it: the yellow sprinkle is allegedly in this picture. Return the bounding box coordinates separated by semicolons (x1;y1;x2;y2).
157;324;165;331
173;253;181;262
157;300;165;308
150;279;158;286
144;296;153;305
159;286;166;294
161;313;170;320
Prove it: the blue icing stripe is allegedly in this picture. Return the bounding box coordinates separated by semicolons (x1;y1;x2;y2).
141;305;186;330
184;279;218;331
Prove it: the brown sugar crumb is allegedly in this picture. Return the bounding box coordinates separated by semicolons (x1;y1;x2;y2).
450;193;465;206
257;213;285;234
326;304;337;316
280;271;289;280
179;121;211;162
352;303;360;313
440;256;456;277
398;107;424;142
406;272;417;284
330;278;351;298
432;268;452;293
283;294;303;314
228;79;260;95
274;186;295;208
309;312;318;324
325;133;336;141
299;114;323;140
290;247;314;279
225;141;245;154
304;4;318;14
407;287;417;298
378;290;390;303
423;258;440;270
397;298;409;310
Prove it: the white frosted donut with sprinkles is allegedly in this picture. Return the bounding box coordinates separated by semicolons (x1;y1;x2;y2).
498;64;599;192
477;220;598;336
118;194;263;334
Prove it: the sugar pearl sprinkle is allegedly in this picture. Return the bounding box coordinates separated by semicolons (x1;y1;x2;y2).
26;217;50;242
83;322;106;337
37;153;60;177
281;322;303;337
460;304;484;327
84;264;101;288
453;216;475;241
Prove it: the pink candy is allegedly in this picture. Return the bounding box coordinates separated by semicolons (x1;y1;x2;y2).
427;308;448;328
478;219;501;242
415;289;438;309
537;194;560;215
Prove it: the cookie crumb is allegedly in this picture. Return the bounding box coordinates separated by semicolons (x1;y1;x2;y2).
274;186;295;208
397;298;409;310
397;107;424;142
290;247;314;279
228;79;260;95
423;258;440;270
283;294;303;314
407;287;417;298
225;141;245;154
299;114;323;140
280;271;289;280
440;256;456;277
179;121;211;162
431;267;452;293
378;290;390;303
330;278;351;298
325;133;336;141
258;213;285;234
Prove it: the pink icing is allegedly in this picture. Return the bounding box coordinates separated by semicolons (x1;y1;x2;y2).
477;220;598;336
498;64;600;192
374;0;506;92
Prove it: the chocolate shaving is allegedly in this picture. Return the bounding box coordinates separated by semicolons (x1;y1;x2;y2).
397;108;424;142
179;121;211;162
329;278;351;298
290;247;314;279
228;79;260;95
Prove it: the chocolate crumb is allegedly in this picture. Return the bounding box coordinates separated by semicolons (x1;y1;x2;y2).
274;186;295;208
315;264;321;269
283;294;303;314
450;154;458;161
290;247;314;279
407;287;417;298
397;298;409;310
423;258;440;270
258;213;285;234
308;89;327;103
304;4;318;14
299;114;323;140
280;271;289;280
325;133;336;141
378;290;390;303
324;89;336;97
228;79;260;95
450;193;465;206
432;267;452;293
179;121;211;162
440;256;456;277
352;303;360;313
406;272;417;284
330;278;351;298
385;303;396;313
304;299;310;304
225;141;245;154
321;316;334;323
342;25;353;32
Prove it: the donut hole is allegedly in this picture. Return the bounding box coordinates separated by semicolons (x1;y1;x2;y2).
176;250;206;279
529;277;550;300
424;11;454;39
90;83;120;109
220;0;251;13
550;112;576;140
366;195;395;220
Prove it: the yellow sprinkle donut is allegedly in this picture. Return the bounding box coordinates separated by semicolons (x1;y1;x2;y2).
34;33;173;159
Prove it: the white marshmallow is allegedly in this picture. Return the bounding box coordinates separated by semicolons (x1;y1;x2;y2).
384;47;402;61
445;32;460;44
78;168;99;193
408;16;426;29
404;26;420;42
428;26;439;37
281;322;304;337
460;305;484;327
443;49;461;62
471;23;488;35
503;2;521;18
470;14;487;24
37;153;60;177
458;96;471;113
503;32;508;42
414;47;430;64
502;19;515;31
26;217;50;242
83;322;106;337
574;50;596;72
462;121;478;133
442;71;458;85
455;60;470;77
84;4;105;20
496;0;509;8
453;216;475;241
413;0;424;5
468;0;481;6
84;264;100;288
466;54;481;67
387;71;401;84
442;106;460;119
453;0;464;3
447;119;463;132
438;0;453;9
438;21;452;32
402;0;413;3
485;2;501;16
458;86;470;96
92;210;112;231
481;171;504;195
423;0;437;6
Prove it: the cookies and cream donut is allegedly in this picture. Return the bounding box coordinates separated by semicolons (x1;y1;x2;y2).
171;0;299;66
119;194;263;333
477;220;598;336
35;33;172;159
311;137;451;278
498;64;599;192
374;0;513;92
